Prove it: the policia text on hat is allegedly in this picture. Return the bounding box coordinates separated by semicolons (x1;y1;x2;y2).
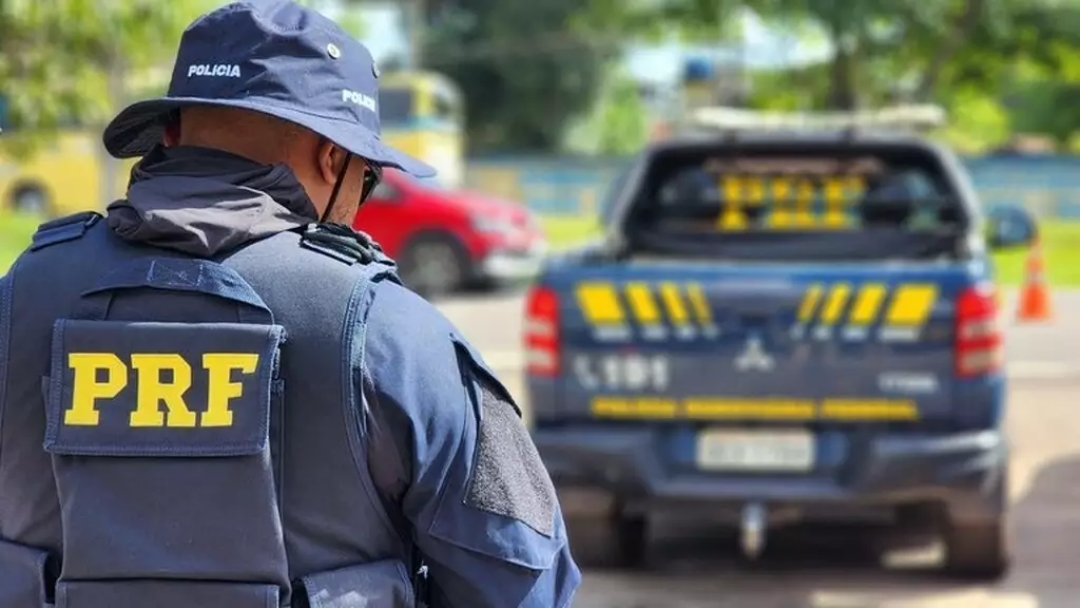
0;2;580;607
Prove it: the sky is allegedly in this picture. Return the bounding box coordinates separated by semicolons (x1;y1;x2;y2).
349;3;832;85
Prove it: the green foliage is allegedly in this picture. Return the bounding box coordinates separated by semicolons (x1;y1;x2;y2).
0;0;222;157
742;0;1017;109
943;3;1080;148
597;75;650;155
422;0;611;153
936;88;1011;153
585;0;1080;149
564;67;649;155
575;0;744;42
298;0;365;38
1008;79;1080;147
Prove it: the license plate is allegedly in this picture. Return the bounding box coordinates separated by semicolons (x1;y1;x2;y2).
696;428;814;472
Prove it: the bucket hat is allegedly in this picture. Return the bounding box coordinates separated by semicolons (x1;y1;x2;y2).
103;0;435;177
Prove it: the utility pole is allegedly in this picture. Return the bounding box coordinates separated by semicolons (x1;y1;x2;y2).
736;11;749;107
99;33;126;212
403;0;425;69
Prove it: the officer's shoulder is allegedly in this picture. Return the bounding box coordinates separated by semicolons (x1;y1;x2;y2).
9;211;104;276
27;211;103;252
365;279;458;350
294;223;395;269
251;224;396;289
361;281;480;435
363;280;519;411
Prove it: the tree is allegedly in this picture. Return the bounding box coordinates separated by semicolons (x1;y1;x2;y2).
733;0;1018;109
564;68;649;155
582;0;1080;149
575;0;744;42
420;0;612;153
0;0;219;139
583;0;1075;108
595;74;650;155
0;0;220;206
937;1;1080;146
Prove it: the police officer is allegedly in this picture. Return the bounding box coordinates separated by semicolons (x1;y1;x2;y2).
0;2;579;607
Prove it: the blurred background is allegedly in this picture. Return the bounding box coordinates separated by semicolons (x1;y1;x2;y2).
4;1;1080;606
3;0;1080;285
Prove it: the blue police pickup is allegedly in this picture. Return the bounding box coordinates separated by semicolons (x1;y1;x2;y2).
524;132;1036;579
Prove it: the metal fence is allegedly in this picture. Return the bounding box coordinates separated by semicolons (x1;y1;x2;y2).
463;155;1080;219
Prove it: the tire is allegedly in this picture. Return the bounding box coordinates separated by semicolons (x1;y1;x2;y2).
566;511;648;570
942;516;1011;581
10;185;49;216
397;233;470;298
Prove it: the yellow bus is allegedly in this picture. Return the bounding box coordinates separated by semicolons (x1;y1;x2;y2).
377;70;465;188
0;70;169;217
0;115;135;217
0;69;465;216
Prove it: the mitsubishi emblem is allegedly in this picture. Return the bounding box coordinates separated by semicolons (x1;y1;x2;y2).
735;334;775;372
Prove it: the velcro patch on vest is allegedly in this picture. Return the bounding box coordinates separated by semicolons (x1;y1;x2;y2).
465;379;556;537
44;320;284;458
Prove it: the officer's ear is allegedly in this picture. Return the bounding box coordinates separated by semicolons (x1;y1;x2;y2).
162;120;180;147
316;139;349;186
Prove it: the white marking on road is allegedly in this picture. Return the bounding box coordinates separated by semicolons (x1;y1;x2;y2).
1005;361;1080;379
810;589;1037;608
485;351;525;371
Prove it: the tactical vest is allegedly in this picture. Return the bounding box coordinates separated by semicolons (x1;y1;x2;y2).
0;213;421;608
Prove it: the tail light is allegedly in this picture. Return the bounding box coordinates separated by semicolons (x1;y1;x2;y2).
524;285;560;376
955;283;1002;377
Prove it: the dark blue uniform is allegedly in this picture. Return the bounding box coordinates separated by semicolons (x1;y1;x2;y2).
0;1;581;600
0;148;579;607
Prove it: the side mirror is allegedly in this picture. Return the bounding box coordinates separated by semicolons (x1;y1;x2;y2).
986;205;1037;250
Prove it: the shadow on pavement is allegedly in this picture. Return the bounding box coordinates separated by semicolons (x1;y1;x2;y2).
573;455;1080;607
997;454;1080;606
576;524;952;608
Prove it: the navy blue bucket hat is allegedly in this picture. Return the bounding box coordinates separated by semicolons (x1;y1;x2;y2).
103;0;435;178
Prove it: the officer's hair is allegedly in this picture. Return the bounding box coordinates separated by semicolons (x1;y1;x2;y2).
177;105;310;164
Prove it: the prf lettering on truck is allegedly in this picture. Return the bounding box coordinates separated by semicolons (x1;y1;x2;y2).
716;174;867;230
65;352;260;428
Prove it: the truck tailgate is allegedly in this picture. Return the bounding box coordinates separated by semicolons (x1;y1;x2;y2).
549;262;969;424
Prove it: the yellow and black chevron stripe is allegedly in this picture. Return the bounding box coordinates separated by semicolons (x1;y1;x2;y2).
794;282;938;339
574;281;717;340
574;280;938;341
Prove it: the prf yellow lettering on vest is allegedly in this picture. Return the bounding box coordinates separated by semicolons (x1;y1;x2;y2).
64;352;260;427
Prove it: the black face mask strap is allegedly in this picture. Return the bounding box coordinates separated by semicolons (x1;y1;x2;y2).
321;151;353;224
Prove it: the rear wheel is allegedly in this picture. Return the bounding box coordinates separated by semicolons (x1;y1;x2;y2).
942;516;1011;581
10;185;49;215
397;233;470;298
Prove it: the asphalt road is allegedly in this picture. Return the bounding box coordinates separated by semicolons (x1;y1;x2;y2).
434;289;1080;608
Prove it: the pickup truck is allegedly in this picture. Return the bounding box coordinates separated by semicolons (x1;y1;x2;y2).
523;131;1036;579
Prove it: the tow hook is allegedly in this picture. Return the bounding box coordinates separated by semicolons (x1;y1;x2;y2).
740;502;767;559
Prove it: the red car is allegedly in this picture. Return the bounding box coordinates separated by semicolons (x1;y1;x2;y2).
353;169;548;296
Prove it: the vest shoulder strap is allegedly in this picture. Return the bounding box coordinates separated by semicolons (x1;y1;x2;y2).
29;211;102;251
297;222;396;269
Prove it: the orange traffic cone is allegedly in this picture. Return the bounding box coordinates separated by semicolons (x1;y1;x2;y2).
1016;237;1052;322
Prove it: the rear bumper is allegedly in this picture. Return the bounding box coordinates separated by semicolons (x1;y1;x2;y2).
535;425;1007;524
475;242;547;282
